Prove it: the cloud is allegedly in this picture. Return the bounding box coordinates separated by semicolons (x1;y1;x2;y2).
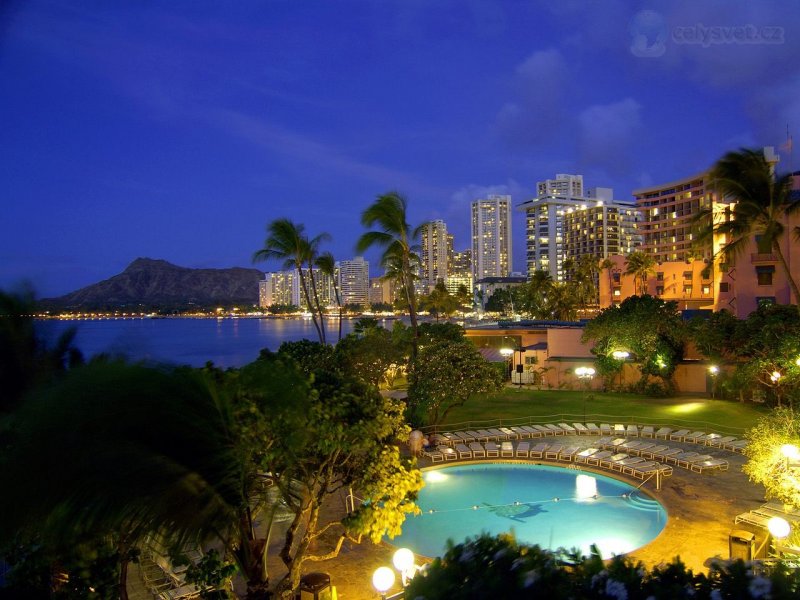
577;98;643;177
494;48;571;147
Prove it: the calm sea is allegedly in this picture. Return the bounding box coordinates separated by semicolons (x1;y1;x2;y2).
36;317;360;368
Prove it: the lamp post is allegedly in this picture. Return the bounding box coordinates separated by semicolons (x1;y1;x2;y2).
500;347;514;384
372;566;395;600
708;365;719;399
575;366;596;422
612;350;629;389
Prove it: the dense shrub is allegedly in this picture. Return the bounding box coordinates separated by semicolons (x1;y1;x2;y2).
406;534;800;600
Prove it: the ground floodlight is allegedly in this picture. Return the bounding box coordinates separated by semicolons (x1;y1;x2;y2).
372;566;395;594
768;516;791;539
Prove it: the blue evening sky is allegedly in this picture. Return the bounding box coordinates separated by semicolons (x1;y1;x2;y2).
2;1;800;297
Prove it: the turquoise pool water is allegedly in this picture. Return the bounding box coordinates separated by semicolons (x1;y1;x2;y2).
392;463;667;558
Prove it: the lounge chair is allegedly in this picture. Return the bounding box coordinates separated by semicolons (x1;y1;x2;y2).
439;445;458;461
559;446;580;461
469;442;486;458
626;424;639;437
475;429;494;441
454;431;475;443
510;426;531;439
632;462;672;479
613;424;626;436
619;440;646;452
430;433;450;446
599;423;613;435
455;443;473;459
529;442;549;458
585;423;600;434
516;441;530;457
654;427;673;439
544;444;564;460
485;442;500;457
586;450;614;466
604;438;627;450
423;447;444;462
697;433;721;445
682;431;707;444
159;583;201;600
690;458;729;473
668;451;700;466
616;456;646;473
640;444;669;459
734;511;774;529
726;439;748;453
521;425;543;437
558;423;577;435
669;429;690;441
572;423;589;435
677;453;712;468
533;424;552;436
599;453;628;469
487;428;508;440
628;442;656;456
465;430;483;441
595;436;615;447
499;427;516;439
708;435;736;448
545;424;565;436
654;447;683;462
640;426;655;438
575;448;599;464
500;441;514;457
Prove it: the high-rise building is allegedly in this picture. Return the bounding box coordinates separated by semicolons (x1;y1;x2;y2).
537;173;583;198
258;269;335;309
420;219;449;291
471;195;512;280
519;180;640;281
337;256;370;307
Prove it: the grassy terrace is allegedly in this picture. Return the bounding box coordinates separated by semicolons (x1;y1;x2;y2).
437;388;769;435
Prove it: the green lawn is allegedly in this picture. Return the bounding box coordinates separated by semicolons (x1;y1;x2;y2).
439;387;769;434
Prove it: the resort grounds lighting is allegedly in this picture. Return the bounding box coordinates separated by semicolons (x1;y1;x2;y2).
771;371;782;383
768;516;791;539
709;365;719;398
611;351;629;360
372;566;395;599
575;366;595;422
500;347;514;382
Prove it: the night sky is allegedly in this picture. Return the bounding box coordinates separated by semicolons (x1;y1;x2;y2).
3;1;800;297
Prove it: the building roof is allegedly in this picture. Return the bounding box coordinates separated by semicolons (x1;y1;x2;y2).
475;276;528;284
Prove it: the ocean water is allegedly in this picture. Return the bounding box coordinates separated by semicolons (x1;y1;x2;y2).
36;317;360;368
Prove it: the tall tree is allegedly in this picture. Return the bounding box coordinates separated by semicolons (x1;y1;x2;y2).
357;192;423;356
420;281;459;321
315;251;343;342
695;148;800;309
600;258;616;304
624;251;656;296
254;219;329;343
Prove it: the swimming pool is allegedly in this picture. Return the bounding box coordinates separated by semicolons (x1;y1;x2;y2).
392;463;667;558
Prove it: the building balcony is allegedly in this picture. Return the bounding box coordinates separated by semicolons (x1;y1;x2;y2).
751;253;778;264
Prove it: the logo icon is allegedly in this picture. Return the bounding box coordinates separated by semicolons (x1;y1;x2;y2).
629;10;667;57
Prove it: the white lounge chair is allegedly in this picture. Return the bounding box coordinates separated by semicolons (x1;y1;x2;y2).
487;428;508;440
708;435;736;448
585;423;600;434
475;429;493;441
575;448;599;464
678;453;712;469
599;423;613;435
545;424;565;436
521;425;543;437
629;442;656;456
668;451;700;466
516;441;530;457
654;427;672;440
599;453;628;469
572;423;589;435
529;442;549;458
423;447;444;462
455;443;473;459
639;426;655;438
618;457;647;474
690;458;729;473
469;442;486;458
500;441;514;457
510;426;531;439
640;444;669;459
586;450;613;466
545;444;564;460
499;427;516;439
653;447;683;462
626;424;639;437
559;446;580;461
669;429;690;441
485;442;500;457
726;439;748;452
682;431;707;444
558;423;577;434
440;445;458;461
613;424;626;436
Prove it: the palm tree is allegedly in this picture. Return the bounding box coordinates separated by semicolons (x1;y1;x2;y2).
600;258;616;303
696;148;800;308
357;192;423;353
315;251;342;342
254;219;330;343
624;251;656;295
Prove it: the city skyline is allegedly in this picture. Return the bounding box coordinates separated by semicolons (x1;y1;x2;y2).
3;2;800;296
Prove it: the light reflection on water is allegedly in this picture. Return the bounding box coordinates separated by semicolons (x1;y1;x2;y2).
37;317;359;368
393;464;667;559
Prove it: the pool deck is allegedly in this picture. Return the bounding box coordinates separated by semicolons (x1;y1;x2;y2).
268;433;768;600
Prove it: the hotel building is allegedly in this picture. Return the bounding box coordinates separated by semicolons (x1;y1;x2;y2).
420;219;449;292
471;195;513;281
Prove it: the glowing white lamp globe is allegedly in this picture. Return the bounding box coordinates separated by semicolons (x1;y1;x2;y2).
372;566;395;594
781;444;800;460
768;516;791;539
392;547;415;573
499;347;514;357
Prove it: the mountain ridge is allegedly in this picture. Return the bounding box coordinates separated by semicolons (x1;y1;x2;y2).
41;258;263;310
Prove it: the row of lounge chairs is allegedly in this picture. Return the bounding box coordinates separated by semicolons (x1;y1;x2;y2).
735;501;800;530
595;437;729;473
422;441;673;482
138;545;206;600
430;424;747;453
